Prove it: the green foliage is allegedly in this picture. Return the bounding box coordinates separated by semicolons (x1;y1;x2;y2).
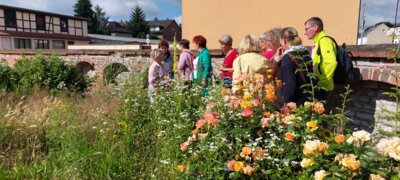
103;63;128;85
1;54;92;94
94;4;109;34
127;5;149;38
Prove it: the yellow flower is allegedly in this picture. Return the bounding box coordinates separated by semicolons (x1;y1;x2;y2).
285;132;295;141
300;158;315;168
240;100;252;110
117;121;128;128
341;155;360;171
317;142;329;153
306;120;318;132
267;68;273;74
234;161;245;172
243;93;252;100
177;165;185;172
369;174;385;180
314;170;328;180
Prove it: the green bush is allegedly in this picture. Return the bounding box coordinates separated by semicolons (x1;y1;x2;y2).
8;54;93;93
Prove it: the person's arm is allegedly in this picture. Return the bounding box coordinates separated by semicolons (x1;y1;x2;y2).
280;55;297;103
319;38;337;80
232;57;241;93
177;52;187;78
148;64;157;86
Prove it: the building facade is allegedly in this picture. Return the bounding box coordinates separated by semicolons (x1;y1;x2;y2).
0;4;90;50
358;23;393;45
182;0;360;49
148;19;182;41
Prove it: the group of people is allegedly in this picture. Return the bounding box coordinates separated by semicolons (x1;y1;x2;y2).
148;16;338;107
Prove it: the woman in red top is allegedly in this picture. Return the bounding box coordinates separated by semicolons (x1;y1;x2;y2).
218;35;238;88
260;28;281;60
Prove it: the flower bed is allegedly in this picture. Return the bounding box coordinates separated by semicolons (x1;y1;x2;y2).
176;72;399;179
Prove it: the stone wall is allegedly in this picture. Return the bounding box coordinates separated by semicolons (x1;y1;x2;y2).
343;81;397;133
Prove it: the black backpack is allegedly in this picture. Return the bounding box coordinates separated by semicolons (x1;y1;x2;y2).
317;36;354;85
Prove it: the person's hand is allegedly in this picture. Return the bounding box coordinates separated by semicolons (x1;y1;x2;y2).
274;48;283;63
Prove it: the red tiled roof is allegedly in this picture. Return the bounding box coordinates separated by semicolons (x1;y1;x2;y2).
0;30;91;41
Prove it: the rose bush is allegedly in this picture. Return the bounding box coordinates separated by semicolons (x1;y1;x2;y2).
175;72;399;179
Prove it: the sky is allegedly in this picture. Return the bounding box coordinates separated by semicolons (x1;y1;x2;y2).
359;0;400;31
0;0;182;24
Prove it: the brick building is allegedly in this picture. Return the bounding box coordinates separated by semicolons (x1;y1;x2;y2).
148;19;181;41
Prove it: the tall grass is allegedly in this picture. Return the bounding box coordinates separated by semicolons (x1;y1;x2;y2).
0;70;212;178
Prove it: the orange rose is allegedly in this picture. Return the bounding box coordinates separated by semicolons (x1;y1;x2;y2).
252;148;265;160
263;111;271;117
243;165;255;176
335;135;345;144
285;132;296;141
192;129;199;137
241;146;252;156
314;102;325;114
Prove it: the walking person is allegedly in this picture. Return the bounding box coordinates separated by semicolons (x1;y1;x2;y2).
218;35;238;88
304;17;337;102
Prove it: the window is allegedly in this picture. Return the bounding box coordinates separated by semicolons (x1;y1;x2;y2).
52;40;65;49
67;41;75;45
35;39;49;49
36;14;45;30
4;9;17;27
14;38;31;49
1;38;12;50
60;17;68;32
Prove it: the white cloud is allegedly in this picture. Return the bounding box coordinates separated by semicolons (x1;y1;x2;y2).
173;15;182;25
93;0;160;20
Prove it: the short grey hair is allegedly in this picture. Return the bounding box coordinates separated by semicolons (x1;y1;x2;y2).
218;34;233;46
150;49;163;61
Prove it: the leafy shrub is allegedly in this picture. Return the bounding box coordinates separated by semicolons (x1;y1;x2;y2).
9;54;93;93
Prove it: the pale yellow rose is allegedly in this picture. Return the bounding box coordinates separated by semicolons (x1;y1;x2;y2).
369;174;385;180
234;161;245;172
341;154;361;171
314;170;328;180
303;140;320;156
376;138;391;156
348;130;371;147
388;140;400;161
300;158;315;168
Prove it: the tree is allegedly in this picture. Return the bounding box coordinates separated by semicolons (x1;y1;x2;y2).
94;4;109;34
73;0;97;33
127;5;149;38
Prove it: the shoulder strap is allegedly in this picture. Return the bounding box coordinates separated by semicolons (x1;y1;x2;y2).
287;53;307;84
316;36;338;74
